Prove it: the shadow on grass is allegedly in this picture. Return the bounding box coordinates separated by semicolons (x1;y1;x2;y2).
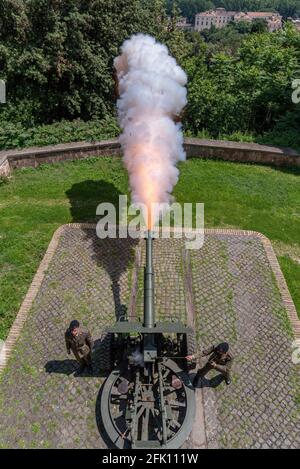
270;165;300;177
66;180;138;322
66;179;122;223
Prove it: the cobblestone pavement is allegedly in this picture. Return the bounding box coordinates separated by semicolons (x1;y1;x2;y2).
0;226;299;448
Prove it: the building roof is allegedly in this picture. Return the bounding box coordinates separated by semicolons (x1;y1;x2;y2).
246;12;279;18
196;10;281;19
196;10;235;18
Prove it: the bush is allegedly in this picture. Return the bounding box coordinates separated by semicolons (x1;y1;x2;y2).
0;175;9;186
258;110;300;152
219;131;255;143
184;25;300;138
0;116;120;150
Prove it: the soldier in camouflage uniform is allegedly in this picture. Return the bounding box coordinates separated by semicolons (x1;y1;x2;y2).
65;320;94;374
187;342;233;387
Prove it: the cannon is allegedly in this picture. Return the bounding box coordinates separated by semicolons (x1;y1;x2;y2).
100;231;197;449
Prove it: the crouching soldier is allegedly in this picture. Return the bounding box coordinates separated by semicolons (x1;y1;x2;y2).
65;320;94;374
187;342;233;387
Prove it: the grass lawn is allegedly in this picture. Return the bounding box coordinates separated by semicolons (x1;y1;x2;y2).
0;156;299;339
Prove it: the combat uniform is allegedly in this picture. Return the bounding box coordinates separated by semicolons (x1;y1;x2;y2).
65;328;94;368
194;344;233;383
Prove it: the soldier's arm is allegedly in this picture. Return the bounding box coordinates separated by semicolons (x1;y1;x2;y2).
85;331;94;351
202;345;215;356
187;346;214;361
213;363;227;373
186;353;200;361
226;356;233;371
214;356;233;373
65;333;71;354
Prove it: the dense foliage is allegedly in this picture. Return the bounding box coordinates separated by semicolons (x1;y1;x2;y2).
185;24;300;140
0;0;190;127
0;117;119;149
0;1;299;152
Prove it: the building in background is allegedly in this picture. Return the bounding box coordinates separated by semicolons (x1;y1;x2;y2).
195;8;235;31
289;18;300;31
194;8;282;33
176;17;193;31
234;11;282;32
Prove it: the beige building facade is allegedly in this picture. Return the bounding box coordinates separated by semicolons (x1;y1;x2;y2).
195;8;235;31
195;8;282;32
291;19;300;31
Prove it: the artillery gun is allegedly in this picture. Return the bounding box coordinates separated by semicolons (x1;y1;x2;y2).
100;231;197;449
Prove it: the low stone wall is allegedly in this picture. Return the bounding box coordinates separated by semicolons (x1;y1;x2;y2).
0;137;299;177
184;138;300;167
0;154;11;177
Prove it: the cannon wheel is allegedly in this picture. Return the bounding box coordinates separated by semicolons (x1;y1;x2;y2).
99;332;115;371
100;359;195;449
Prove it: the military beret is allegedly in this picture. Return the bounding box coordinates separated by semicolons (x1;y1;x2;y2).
69;320;80;331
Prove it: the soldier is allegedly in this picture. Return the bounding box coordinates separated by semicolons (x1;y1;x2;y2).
187;342;233;387
65;320;94;374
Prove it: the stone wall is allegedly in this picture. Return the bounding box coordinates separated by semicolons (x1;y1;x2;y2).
0;137;299;177
0;154;11;177
184;138;300;167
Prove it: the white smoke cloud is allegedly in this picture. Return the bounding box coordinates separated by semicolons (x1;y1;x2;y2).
114;34;187;228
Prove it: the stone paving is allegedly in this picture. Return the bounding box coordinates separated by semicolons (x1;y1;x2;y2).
0;225;299;449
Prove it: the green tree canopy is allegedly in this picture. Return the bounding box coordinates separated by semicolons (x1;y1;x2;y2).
184;24;300;136
0;0;191;125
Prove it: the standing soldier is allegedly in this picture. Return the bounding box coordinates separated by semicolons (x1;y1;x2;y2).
187;342;233;387
65;320;94;374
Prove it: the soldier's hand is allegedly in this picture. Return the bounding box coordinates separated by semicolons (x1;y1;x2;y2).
210;361;217;368
186;355;195;361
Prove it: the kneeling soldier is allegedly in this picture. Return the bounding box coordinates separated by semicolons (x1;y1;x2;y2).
65;320;94;374
187;342;233;387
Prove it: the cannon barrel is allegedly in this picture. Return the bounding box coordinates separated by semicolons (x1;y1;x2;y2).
143;230;155;329
100;229;196;448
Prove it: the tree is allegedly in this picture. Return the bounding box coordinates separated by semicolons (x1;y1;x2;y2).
167;0;214;24
184;25;300;136
0;0;192;125
0;0;28;45
251;18;268;33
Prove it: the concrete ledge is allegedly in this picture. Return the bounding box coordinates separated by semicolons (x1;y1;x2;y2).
184;138;300;167
0;137;299;177
0;139;121;176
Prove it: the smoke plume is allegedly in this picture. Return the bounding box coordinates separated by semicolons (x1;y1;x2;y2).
114;34;187;229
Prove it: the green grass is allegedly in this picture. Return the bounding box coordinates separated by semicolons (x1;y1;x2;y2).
31;423;41;434
0;156;299;339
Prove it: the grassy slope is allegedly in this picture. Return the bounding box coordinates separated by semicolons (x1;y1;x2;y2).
0;156;299;339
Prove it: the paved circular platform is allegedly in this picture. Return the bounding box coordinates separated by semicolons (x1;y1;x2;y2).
0;225;299;449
